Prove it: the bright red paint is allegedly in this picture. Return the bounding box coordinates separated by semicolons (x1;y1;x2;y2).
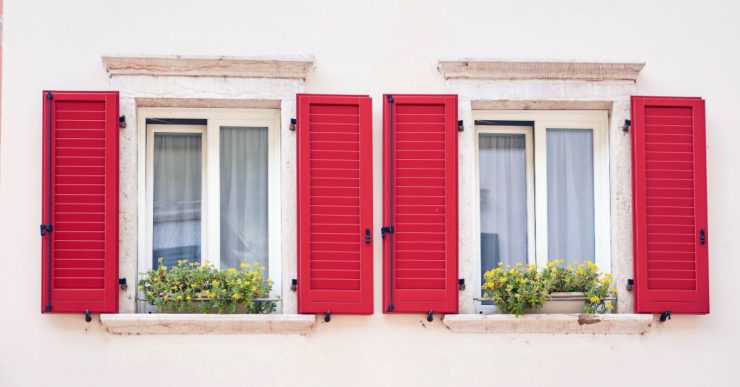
42;91;119;313
631;96;709;314
297;94;373;314
382;94;458;314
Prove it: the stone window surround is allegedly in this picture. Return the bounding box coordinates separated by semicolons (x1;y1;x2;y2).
440;60;646;315
104;56;314;318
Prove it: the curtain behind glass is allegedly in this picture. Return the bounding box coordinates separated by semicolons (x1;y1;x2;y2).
546;129;595;264
479;133;528;283
220;127;269;271
152;133;202;268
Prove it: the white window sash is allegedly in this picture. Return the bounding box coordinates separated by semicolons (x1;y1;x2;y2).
138;108;282;299
472;110;610;300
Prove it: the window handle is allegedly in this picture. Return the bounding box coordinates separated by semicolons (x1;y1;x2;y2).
365;228;371;244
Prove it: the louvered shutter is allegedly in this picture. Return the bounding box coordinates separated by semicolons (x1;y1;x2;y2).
631;96;709;314
297;94;373;314
382;94;458;314
42;91;119;313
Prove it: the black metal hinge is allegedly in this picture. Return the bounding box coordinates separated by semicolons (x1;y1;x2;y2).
119;115;127;128
660;310;672;322
40;224;53;236
381;226;394;239
458;120;464;132
458;278;466;290
289;118;297;131
291;279;297;292
626;278;634;291
387;95;394;103
118;278;128;291
622;119;631;133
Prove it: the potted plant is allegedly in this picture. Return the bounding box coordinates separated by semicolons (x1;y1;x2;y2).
481;260;616;316
138;259;277;314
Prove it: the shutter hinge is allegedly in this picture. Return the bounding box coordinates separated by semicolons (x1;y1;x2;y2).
458;120;464;132
289;118;297;131
118;278;128;291
324;310;331;323
40;224;53;236
84;309;92;323
660;310;672;322
622;119;631;133
700;229;706;245
458;278;466;291
46;91;53;100
387;95;394;103
290;278;297;292
119;115;127;128
427;310;434;322
381;226;394;239
626;278;634;291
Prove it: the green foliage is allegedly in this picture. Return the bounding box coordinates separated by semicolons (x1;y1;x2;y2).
138;259;276;314
481;263;549;316
482;260;616;316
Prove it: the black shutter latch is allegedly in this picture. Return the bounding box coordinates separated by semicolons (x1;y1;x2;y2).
381;226;394;239
40;224;53;236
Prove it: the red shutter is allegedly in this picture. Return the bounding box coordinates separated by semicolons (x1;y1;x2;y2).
631;96;709;314
382;94;458;314
297;94;373;314
42;91;119;313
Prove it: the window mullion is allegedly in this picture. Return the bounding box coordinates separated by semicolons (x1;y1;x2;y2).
533;121;549;267
206;120;221;269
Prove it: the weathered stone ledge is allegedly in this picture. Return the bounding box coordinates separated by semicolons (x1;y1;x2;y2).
443;314;655;334
438;60;645;81
100;314;316;335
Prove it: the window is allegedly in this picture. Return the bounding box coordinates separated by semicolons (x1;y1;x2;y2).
141;109;281;298
473;110;610;302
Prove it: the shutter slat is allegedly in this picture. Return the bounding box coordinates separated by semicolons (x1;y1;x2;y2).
297;94;373;314
632;96;709;314
383;94;458;314
42;91;119;314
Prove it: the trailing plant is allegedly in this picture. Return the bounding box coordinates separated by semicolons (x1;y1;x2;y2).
138;259;276;314
482;260;616;316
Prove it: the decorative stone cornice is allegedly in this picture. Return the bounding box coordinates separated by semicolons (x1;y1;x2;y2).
102;55;314;79
438;60;645;81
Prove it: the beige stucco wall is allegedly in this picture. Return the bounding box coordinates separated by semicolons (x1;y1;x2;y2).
1;0;740;386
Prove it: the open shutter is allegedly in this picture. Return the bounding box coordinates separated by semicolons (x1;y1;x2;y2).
42;91;119;313
297;94;373;314
383;94;458;314
631;96;709;314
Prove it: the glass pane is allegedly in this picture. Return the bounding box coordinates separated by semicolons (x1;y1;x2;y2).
546;128;595;264
152;133;202;269
479;133;528;285
220;127;269;271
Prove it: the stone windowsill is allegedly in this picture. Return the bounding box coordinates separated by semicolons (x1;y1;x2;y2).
443;314;655;334
100;314;316;335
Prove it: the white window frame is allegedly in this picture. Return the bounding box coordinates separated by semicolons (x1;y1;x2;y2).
138;108;282;298
472;110;611;299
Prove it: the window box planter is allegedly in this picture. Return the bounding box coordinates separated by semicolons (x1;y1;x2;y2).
536;292;589;314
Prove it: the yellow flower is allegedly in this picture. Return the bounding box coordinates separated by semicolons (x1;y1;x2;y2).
186;295;192;301
605;301;613;310
232;293;242;301
589;295;600;303
227;268;237;275
211;280;220;288
163;295;169;301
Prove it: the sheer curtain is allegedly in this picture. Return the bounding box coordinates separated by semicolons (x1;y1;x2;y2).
546;128;595;264
479;133;528;282
152;133;202;268
220;127;269;271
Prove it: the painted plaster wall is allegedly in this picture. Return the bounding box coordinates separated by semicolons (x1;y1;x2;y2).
1;1;740;386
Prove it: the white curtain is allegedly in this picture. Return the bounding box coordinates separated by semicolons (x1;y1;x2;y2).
479;133;528;280
152;133;202;268
220;127;269;271
546;128;595;264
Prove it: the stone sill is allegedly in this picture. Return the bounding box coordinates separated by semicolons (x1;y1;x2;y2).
443;314;655;334
100;314;316;335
